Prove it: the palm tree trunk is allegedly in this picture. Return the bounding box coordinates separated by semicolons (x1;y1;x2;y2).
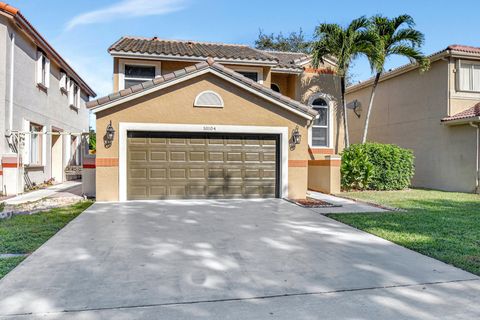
341;77;350;148
361;72;381;143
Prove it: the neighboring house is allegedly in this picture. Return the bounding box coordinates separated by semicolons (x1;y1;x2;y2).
346;45;480;193
0;3;96;195
87;36;344;201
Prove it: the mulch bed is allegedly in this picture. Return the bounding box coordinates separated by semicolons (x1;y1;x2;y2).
289;197;339;208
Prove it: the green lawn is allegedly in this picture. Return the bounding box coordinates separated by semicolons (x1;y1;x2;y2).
329;189;480;275
0;201;93;279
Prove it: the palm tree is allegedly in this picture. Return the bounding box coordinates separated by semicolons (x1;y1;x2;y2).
311;16;375;148
361;14;429;143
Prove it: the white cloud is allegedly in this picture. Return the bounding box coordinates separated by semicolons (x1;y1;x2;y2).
66;0;185;31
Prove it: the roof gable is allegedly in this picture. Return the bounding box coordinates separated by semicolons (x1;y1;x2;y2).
87;58;317;119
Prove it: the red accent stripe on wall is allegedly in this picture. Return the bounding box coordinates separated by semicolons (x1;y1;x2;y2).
308;159;341;167
288;160;308;167
2;163;21;168
96;158;119;167
83;164;96;169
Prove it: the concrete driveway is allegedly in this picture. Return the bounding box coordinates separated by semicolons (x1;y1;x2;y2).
0;199;479;319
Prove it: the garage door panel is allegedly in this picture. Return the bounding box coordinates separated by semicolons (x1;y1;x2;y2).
127;132;279;200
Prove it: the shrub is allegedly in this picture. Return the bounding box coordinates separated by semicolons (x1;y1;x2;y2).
341;143;414;191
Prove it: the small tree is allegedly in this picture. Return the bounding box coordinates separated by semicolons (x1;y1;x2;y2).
89;128;96;153
311;17;375;148
362;15;429;143
255;29;310;53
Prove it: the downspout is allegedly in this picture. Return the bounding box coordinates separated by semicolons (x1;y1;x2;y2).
7;32;15;138
470;122;480;194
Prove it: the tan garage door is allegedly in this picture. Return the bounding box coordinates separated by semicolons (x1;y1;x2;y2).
127;131;279;200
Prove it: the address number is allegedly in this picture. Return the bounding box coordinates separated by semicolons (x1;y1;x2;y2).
203;126;216;131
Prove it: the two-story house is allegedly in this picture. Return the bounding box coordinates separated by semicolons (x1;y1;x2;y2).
87;36;343;201
347;45;480;193
0;3;96;195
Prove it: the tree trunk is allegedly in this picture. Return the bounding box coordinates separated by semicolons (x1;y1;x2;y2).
341;76;350;148
361;72;381;143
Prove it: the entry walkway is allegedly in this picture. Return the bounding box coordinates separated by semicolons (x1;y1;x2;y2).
307;190;389;214
4;181;82;205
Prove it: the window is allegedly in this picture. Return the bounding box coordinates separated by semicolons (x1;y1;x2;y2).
194;90;224;108
238;71;258;82
271;83;280;93
29;123;43;165
70;135;78;165
36;51;50;88
60;72;68;92
458;61;480;92
124;65;155;88
69;81;81;108
311;98;329;147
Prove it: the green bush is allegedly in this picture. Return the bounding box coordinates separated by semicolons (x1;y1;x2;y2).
341;143;414;191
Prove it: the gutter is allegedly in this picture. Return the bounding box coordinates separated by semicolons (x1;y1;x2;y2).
470;122;480;194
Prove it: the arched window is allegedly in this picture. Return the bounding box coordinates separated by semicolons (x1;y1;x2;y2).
194;90;224;108
310;96;329;147
271;83;280;93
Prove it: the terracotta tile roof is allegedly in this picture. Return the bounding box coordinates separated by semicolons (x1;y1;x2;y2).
87;58;317;118
109;37;278;64
441;103;480;122
0;2;96;97
260;50;309;69
447;45;480;54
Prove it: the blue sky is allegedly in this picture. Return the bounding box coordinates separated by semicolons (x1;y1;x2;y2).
12;0;480;98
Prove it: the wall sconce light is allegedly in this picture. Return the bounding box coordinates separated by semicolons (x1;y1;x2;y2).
292;125;302;145
104;120;115;148
290;125;302;150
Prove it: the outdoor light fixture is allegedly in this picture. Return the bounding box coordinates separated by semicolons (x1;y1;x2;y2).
104;120;115;148
292;125;301;145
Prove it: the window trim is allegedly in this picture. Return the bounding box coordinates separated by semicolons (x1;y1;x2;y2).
307;93;334;149
457;59;480;93
194;90;224;108
36;50;50;89
227;65;264;84
68;81;81;109
28;122;44;166
118;58;162;90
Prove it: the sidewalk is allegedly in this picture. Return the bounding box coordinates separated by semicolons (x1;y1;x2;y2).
4;181;82;205
307;190;389;214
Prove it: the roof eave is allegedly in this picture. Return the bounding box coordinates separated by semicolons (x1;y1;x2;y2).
89;66;316;120
11;13;96;97
441;116;480;125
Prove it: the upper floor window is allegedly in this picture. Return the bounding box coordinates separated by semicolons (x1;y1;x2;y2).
69;81;81;108
60;71;69;93
271;83;280;93
311;97;329;147
458;60;480;92
36;51;50;89
124;65;155;88
238;71;258;82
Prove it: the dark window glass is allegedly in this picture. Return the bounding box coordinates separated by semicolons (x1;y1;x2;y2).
125;65;155;79
271;83;280;92
238;71;258;82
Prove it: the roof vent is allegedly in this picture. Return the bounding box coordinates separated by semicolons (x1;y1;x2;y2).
194;90;224;108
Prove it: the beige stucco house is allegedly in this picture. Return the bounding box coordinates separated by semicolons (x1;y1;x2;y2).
346;45;480;193
87;37;344;201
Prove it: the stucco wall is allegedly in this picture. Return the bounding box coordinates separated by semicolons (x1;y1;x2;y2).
1;16;90;187
346;59;478;192
96;72;311;201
